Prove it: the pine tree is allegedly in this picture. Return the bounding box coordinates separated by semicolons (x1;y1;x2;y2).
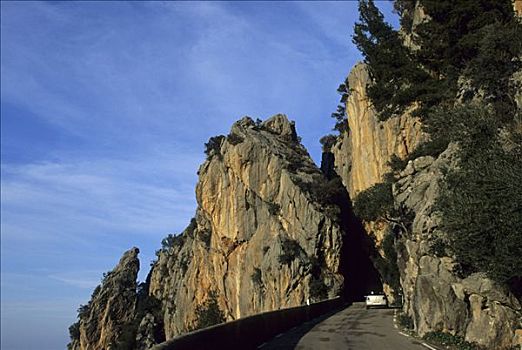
353;0;428;120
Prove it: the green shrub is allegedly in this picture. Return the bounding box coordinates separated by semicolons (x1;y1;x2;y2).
423;332;482;350
371;232;401;296
204;135;225;160
198;229;211;248
278;238;302;266
320;134;338;153
428;237;447;258
68;322;80;341
226;133;244;145
309;277;328;301
353;182;394;222
77;304;90;319
192;291;226;331
267;202;280;215
160;233;184;251
331;79;350;133
285;152;306;173
179;256;189;274
397;313;413;330
387;154;407;172
437;137;522;284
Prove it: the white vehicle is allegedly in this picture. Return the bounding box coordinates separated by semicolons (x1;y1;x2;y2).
365;293;388;309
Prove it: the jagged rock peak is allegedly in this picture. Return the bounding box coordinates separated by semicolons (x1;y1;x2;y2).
68;248;140;350
119;246;140;269
149;114;344;339
261;114;298;141
232;116;256;129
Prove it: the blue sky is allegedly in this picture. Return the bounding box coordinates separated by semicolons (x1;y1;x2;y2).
0;1;398;349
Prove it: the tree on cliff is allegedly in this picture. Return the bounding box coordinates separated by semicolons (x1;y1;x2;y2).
353;0;428;121
413;0;521;117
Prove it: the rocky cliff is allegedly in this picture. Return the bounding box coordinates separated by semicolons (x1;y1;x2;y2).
69;115;348;349
68;248;140;350
393;147;522;348
332;62;426;198
331;61;522;348
149;115;345;338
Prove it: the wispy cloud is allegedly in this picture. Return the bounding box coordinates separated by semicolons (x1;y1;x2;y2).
1;154;199;242
48;272;102;290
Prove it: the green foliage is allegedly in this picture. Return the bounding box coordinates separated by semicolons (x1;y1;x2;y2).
387;154;407;173
192;291;226;331
267;202;280;215
353;0;428;121
428;237;447;258
77;304;90;319
373;232;401;293
415;0;515;79
331;79;350;133
226;132;244;145
278;238;302;266
352;0;521;126
353;182;394;222
293;176;344;218
437;133;522;284
157;219;195;255
68;322;80;341
423;332;482;350
320;134;338;152
393;0;415;33
397;313;414;330
198;229;211;248
463;21;522;115
204;135;225;160
413;0;521;116
160;233;184;252
179;256;189;274
285;151;307;173
309;277;328;301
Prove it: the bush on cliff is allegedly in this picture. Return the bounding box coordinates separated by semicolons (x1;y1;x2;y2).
353;182;394;222
436;113;522;285
204;135;225;160
192;291;226;331
278;237;302;266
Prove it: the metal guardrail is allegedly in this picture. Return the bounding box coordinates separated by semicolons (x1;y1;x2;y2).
150;297;346;350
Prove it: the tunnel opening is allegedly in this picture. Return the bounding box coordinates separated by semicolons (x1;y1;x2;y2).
321;151;383;302
337;181;383;302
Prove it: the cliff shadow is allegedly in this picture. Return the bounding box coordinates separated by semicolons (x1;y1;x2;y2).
321;151;382;302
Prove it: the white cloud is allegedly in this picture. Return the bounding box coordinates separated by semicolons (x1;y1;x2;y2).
1;152;200;244
48;272;102;289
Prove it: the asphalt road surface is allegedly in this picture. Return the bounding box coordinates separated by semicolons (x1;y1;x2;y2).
260;302;435;350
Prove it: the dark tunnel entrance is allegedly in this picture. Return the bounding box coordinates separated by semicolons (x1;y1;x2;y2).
322;152;383;302
337;191;383;302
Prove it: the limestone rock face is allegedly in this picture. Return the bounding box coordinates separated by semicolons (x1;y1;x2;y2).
333;61;522;349
332;63;426;198
149;114;344;339
70;248;140;350
394;145;521;349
